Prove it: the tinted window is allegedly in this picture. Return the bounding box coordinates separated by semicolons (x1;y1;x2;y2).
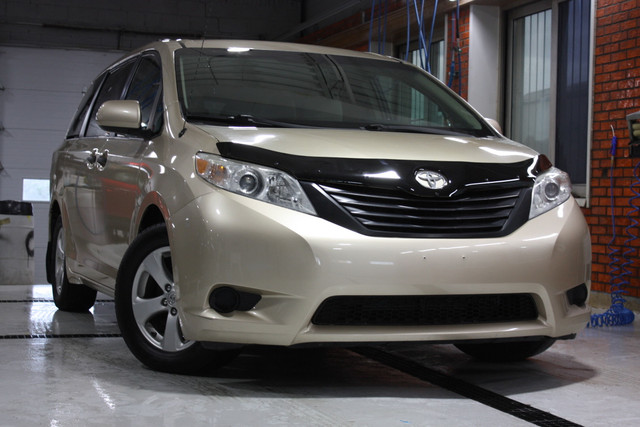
125;54;163;134
66;74;105;139
85;59;137;137
174;48;491;137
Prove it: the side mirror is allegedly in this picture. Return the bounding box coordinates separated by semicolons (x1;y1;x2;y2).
485;118;503;135
96;100;144;136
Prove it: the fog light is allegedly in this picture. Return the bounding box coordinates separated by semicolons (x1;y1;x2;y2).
566;284;588;306
209;286;262;314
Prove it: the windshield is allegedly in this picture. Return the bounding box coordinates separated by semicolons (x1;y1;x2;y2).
175;48;493;137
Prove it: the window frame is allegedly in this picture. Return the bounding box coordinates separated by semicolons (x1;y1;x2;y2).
505;0;594;203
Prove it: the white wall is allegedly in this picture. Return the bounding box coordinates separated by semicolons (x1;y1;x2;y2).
468;5;502;121
0;46;123;283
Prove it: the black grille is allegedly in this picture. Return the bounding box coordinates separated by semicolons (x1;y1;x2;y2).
311;294;538;326
319;183;526;236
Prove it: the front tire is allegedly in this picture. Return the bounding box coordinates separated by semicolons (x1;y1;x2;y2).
115;224;238;374
51;216;97;312
454;338;556;362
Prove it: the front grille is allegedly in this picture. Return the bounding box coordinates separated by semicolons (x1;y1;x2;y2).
311;294;538;326
319;183;526;236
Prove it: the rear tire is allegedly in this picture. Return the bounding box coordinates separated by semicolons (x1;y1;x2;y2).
51;217;97;312
454;338;556;362
115;224;238;374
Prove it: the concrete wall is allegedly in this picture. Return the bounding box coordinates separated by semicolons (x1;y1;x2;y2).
467;5;501;121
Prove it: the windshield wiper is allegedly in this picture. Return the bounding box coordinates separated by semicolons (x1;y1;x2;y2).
186;113;307;128
361;123;466;136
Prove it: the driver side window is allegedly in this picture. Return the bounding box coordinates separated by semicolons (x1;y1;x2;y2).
85;59;136;138
125;54;163;134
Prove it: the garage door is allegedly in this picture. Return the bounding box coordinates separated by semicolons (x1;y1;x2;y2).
0;46;122;283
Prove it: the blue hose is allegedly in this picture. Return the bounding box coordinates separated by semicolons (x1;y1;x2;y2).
426;0;439;74
368;0;376;53
404;1;411;61
589;130;636;327
412;0;427;69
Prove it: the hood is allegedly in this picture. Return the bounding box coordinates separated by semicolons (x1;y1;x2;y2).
196;125;538;164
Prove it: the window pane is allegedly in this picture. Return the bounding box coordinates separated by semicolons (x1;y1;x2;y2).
175;48;491;136
66;75;104;138
510;9;552;156
556;0;590;186
408;40;446;83
22;179;49;202
85;60;136;137
125;55;163;133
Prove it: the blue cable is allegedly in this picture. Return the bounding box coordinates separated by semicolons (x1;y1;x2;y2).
420;0;427;70
447;12;455;87
426;0;439;74
377;0;382;54
368;0;376;53
455;0;461;95
412;0;421;67
405;0;411;61
412;0;427;70
382;0;388;55
589;128;636;327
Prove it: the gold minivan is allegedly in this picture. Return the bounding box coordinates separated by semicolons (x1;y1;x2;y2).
48;40;591;373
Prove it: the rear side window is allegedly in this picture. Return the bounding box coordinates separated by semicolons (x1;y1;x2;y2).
85;59;137;137
125;54;163;134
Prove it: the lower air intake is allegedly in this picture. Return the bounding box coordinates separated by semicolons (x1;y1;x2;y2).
311;294;538;326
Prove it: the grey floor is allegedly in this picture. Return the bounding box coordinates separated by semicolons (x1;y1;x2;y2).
1;285;639;427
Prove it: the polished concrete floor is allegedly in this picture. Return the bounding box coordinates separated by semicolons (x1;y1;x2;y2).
1;284;640;427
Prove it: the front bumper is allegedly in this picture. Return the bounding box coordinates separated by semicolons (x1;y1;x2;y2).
170;190;591;346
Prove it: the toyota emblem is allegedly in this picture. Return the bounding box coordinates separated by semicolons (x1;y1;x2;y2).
415;170;448;190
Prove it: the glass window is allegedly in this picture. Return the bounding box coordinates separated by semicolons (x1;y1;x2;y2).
507;0;591;195
509;9;552;156
22;178;49;202
555;0;590;189
175;48;491;137
85;59;137;137
125;54;163;134
407;40;446;83
66;74;105;139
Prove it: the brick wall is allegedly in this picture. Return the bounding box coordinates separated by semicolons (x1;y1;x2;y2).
445;6;470;99
584;0;640;298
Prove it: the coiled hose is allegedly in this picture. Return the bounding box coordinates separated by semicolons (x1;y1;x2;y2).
589;128;636;327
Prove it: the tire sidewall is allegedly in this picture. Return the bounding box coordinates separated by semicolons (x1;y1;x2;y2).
51;216;96;311
115;224;212;374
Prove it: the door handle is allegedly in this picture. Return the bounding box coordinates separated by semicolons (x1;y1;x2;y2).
96;149;109;169
86;148;99;169
86;148;108;170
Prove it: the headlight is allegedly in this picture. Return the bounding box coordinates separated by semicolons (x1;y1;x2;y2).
529;166;572;219
195;152;316;215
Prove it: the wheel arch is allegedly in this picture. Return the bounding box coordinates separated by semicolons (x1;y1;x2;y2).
135;192;170;237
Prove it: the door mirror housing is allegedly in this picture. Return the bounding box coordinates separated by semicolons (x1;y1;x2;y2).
96;100;152;138
485;118;503;135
